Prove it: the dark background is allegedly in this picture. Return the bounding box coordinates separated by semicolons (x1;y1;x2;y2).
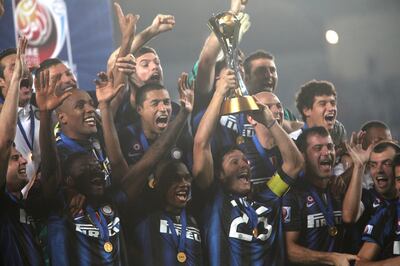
114;0;400;139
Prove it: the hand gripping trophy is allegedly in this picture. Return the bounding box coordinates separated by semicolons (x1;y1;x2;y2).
208;11;258;115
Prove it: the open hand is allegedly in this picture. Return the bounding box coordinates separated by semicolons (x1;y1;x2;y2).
114;2;139;40
13;36;28;80
35;70;72;111
178;72;194;113
95;72;124;105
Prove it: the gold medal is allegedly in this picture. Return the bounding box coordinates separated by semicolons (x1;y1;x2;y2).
252;228;258;238
104;241;113;253
148;178;156;189
177;251;187;263
328;226;338;237
236;136;245;145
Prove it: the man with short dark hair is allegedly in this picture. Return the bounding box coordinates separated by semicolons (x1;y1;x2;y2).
291;79;347;147
355;153;400;265
0;37;44;266
0;45;40;183
283;126;368;265
192;68;304;265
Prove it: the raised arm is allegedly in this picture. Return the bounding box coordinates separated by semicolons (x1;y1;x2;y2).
35;70;72;197
192;69;236;189
195;0;246;95
122;73;193;202
95;72;127;180
250;96;304;178
112;3;139;89
0;37;27;184
342;132;371;223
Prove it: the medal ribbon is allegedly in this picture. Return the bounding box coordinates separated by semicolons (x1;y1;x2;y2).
308;187;336;250
17;105;35;152
140;131;150;152
164;209;187;253
86;206;110;243
235;197;259;235
251;134;277;174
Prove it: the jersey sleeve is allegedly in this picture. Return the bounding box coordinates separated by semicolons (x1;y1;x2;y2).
282;189;303;232
361;205;394;248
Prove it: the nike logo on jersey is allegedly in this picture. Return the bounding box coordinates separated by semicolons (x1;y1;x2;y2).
75;217;120;238
159;219;201;243
307;211;342;228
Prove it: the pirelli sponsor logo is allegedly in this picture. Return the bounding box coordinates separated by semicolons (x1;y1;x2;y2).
159;219;201;243
307;211;342;229
75;217;120;238
393;241;400;255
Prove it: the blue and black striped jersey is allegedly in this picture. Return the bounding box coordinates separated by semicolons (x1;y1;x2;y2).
0;189;44;265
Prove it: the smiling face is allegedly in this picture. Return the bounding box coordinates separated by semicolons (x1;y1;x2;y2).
6;146;28;192
245;57;277;95
254;91;284;125
368;147;396;198
137;88;172;139
135;52;163;84
57;89;97;140
48;63;77;95
304;133;336;179
68;155;106;198
163;163;192;211
304;94;337;130
219;149;251;197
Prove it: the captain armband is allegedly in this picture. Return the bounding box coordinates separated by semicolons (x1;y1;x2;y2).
267;171;290;197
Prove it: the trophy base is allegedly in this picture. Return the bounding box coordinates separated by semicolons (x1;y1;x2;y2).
220;95;259;115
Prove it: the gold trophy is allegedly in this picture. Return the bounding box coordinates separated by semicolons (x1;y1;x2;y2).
208;12;258;115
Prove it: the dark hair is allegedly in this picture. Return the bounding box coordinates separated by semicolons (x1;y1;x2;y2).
135;82;167;107
154;159;191;197
361;120;390;132
243;50;274;77
0;48;17;79
296;126;330;153
393;153;400;174
36;58;64;78
214;145;245;177
62;152;90;177
372;141;400;154
295;80;337;121
133;46;157;59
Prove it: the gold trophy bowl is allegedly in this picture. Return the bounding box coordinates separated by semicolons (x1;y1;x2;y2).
209;12;258;115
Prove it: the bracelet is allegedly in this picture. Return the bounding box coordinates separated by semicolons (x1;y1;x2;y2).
266;119;277;129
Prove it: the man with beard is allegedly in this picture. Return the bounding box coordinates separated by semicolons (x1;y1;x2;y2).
283;127;369;265
192;68;304;265
355;153;400;265
359;120;393;189
290;80;347;147
0;47;41;183
0;37;44;265
344;141;400;254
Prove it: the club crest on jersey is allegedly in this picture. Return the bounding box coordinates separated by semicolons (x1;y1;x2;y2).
306;195;315;208
364;224;373;235
282;206;291;223
132;143;141;151
372;198;381;208
101;205;114;216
